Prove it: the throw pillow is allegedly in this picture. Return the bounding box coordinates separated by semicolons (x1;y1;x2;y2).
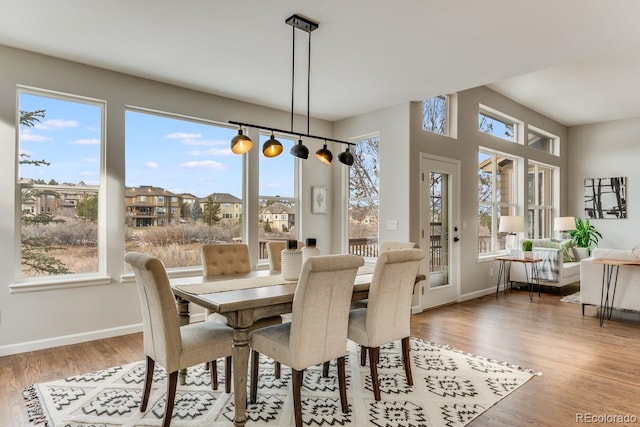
547;239;576;263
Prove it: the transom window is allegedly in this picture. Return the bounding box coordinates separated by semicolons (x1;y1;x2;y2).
478;148;519;255
479;106;520;143
528;126;559;156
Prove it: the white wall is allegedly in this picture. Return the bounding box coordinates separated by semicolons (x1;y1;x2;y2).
567;117;640;249
0;45;336;354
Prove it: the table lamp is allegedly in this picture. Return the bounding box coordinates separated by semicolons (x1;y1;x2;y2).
554;216;576;240
499;215;525;256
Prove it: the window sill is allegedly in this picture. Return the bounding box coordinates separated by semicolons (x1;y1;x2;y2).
9;274;113;294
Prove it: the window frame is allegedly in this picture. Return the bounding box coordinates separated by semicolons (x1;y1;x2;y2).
478;104;523;144
13;86;108;290
527;125;559;156
422;95;449;136
527;161;557;239
478;147;521;258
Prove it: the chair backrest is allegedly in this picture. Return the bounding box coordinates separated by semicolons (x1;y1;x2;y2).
201;243;251;277
266;240;305;271
125;252;182;372
289;254;364;370
365;248;426;347
380;241;419;252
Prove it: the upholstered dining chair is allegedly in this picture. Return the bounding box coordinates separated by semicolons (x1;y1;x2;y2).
125;252;233;427
351;241;419;310
347;248;426;401
249;254;364;427
265;240;305;271
201;243;283;381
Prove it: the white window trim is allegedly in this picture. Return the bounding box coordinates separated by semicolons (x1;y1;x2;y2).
527;124;560;156
479;104;524;145
528;161;558;239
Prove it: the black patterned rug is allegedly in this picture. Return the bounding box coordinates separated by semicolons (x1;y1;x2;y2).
23;337;540;427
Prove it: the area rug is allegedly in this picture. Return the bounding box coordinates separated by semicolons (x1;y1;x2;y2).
560;291;581;304
23;337;541;427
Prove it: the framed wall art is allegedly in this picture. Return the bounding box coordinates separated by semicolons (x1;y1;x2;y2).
584;176;626;219
312;186;328;214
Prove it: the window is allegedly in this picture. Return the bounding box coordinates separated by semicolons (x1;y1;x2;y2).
478;149;519;255
527;162;555;239
422;95;448;135
348;135;379;258
18;89;103;278
125;109;242;270
528;126;558;156
258;134;296;261
479;106;519;143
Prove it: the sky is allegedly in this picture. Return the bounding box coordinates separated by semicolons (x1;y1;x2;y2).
19;92;295;199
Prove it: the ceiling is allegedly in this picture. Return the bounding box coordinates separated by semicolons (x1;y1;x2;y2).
2;0;640;126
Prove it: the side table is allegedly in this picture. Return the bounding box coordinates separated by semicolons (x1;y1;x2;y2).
495;256;542;301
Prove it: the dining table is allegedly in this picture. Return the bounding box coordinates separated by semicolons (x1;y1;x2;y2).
170;265;425;427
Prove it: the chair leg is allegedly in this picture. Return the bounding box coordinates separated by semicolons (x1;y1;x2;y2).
292;369;304;427
337;356;349;413
250;350;259;404
211;360;218;390
368;347;381;401
140;356;155;411
275;361;281;379
225;356;232;393
322;361;330;377
360;345;367;366
401;337;413;386
162;371;178;427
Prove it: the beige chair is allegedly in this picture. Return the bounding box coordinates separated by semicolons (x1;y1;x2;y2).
351;241;419;310
201;243;282;380
249;254;364;427
266;240;305;271
125;252;233;427
347;248;426;401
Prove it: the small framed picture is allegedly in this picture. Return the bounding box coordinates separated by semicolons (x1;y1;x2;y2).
312;186;328;214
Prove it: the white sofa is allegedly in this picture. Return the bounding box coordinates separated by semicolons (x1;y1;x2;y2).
509;239;588;289
580;248;640;315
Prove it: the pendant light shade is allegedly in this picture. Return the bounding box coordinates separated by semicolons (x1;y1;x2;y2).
338;147;354;166
230;129;253;154
315;143;333;164
262;133;283;157
290;139;309;159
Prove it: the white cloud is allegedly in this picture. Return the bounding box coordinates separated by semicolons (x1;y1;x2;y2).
206;147;233;156
145;162;159;168
36;119;79;130
73;138;100;145
19;131;50;142
179;160;226;170
167;132;201;139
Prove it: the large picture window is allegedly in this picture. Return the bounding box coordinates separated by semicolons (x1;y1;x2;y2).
125;109;242;271
258;133;297;261
478;149;519;255
18;90;103;278
348;135;379;258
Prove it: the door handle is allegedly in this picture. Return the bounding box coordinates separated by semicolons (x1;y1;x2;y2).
454;237;460;242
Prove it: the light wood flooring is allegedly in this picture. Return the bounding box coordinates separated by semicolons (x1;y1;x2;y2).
2;286;640;426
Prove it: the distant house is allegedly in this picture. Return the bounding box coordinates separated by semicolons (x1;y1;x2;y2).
125;186;181;227
19;178;99;218
259;202;295;232
202;192;242;220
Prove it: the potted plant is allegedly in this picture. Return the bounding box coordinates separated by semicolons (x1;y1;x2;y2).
521;239;533;258
569;217;602;255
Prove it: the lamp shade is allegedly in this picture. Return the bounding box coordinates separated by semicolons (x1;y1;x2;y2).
498;215;525;233
230;129;253;154
290;139;309;159
262;133;283;157
337;147;354;166
315;144;333;164
554;216;576;231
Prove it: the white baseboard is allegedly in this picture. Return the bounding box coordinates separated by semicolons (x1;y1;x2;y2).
411;286;496;314
0;312;206;357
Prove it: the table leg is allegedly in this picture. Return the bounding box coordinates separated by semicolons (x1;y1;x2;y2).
496;260;504;296
524;262;533;301
175;296;190;385
599;264;619;327
232;327;250;427
532;262;541;299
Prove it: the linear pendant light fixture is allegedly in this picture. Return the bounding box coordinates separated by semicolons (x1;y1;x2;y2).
229;14;355;166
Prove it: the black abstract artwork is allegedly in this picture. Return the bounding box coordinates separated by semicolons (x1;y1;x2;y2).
584;177;626;219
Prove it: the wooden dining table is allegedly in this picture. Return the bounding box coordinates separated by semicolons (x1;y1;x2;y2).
170;267;424;427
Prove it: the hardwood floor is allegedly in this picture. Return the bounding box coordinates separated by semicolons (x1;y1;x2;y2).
2;286;639;426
